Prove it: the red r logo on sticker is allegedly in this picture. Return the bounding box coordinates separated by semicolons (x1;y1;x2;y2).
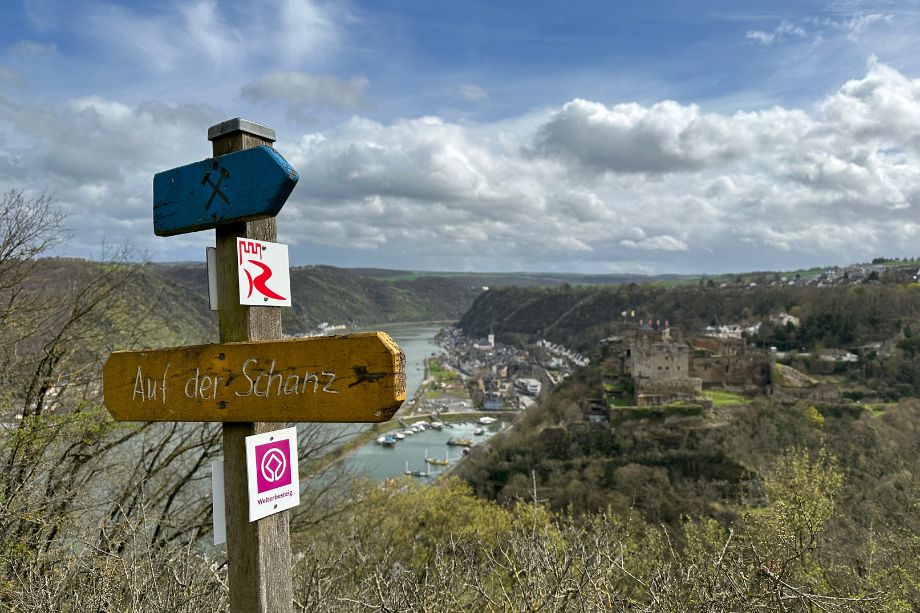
244;260;286;300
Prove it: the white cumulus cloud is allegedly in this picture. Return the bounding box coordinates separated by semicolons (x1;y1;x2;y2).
3;60;920;273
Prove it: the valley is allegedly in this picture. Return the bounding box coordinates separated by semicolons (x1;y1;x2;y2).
7;252;920;611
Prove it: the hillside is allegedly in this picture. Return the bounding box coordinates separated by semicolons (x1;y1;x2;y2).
31;258;216;349
458;282;920;353
350;257;920;291
283;265;480;331
348;269;684;288
10;258;920;611
126;261;483;335
20;259;485;353
457;361;920;555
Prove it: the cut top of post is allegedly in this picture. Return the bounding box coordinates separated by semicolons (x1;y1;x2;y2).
208;118;276;144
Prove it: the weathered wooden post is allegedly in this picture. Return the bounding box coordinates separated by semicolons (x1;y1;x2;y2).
209;118;293;613
102;117;405;613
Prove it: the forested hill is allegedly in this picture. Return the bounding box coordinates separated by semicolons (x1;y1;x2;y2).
153;262;488;332
31;258;482;346
459;282;920;352
27;257;216;348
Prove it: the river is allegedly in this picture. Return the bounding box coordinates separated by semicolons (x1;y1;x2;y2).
372;322;444;401
343;419;504;482
331;322;504;482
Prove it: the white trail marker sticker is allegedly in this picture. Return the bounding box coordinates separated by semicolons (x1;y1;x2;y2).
237;238;291;307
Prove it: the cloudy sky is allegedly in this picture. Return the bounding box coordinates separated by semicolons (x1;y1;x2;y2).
2;0;920;274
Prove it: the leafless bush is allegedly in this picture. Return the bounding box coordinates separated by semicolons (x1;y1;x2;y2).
286;454;891;613
0;503;227;612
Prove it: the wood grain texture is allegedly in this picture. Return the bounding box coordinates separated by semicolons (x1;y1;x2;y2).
213;127;293;613
216;219;283;343
223;421;293;613
153;146;298;237
103;332;406;422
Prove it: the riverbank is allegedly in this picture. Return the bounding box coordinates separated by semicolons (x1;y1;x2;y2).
301;410;518;478
360;319;455;330
300;328;519;482
341;416;510;482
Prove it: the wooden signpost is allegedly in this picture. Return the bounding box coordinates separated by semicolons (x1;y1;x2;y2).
103;333;405;423
102;118;403;613
153;144;299;237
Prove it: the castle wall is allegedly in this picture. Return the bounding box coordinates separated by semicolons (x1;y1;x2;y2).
689;353;772;386
767;383;840;403
629;339;689;380
636;377;702;395
604;326;774;407
692;336;744;356
635;376;702;407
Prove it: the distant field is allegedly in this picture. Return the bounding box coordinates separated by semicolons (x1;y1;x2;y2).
428;358;458;382
703;389;751;407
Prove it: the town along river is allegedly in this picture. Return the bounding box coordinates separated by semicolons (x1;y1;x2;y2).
333;323;505;482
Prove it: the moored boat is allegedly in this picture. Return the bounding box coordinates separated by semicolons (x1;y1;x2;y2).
424;448;449;466
405;461;428;477
376;434;397;446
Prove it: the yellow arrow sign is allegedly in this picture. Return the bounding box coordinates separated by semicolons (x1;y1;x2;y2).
103;332;405;423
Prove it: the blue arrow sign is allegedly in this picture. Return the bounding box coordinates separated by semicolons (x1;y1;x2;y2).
153;145;299;237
